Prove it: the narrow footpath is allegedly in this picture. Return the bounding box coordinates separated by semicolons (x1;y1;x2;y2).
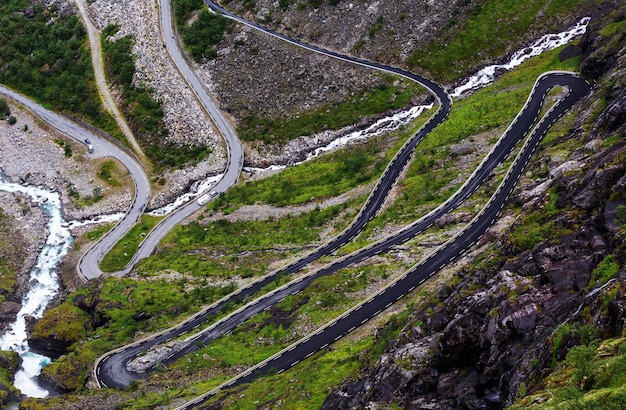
73;0;147;161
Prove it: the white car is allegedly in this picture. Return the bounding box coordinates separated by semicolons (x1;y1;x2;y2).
197;191;218;205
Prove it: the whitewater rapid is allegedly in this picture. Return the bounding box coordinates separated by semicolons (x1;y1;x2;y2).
0;172;73;398
451;17;590;97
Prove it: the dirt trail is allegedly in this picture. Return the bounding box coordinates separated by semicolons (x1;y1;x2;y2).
73;0;147;162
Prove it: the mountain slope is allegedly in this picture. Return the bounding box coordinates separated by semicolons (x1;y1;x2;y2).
322;5;626;409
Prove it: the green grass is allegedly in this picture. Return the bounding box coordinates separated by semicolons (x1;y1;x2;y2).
407;0;596;81
508;187;572;251
85;223;114;242
97;160;121;186
120;261;404;409
211;144;388;210
0;256;17;296
239;76;423;144
511;337;626;410
588;255;620;289
0;209;20;295
137;200;357;279
99;215;162;272
217;337;372;409
35;274;237;392
0;351;20;406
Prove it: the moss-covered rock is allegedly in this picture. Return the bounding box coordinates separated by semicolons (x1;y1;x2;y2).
0;350;21;406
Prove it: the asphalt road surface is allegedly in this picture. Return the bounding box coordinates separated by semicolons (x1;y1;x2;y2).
0;84;152;281
99;0;245;275
93;0;453;390
174;72;590;409
92;0;591;405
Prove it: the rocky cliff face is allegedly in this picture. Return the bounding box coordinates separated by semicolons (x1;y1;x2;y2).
322;6;626;410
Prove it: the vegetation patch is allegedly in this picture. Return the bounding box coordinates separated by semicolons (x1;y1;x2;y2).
35;274;236;393
588;255;620;289
0;351;20;406
0;98;11;119
100;215;162;272
174;0;232;62
53;139;73;158
0;208;21;296
138;201;355;279
66;184;104;208
0;0;122;140
212;145;386;210
239;76;422;144
85;223;115;242
407;0;596;81
101;24;209;170
511;337;626;409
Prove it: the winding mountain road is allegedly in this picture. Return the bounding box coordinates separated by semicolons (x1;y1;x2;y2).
0;0;591;406
108;0;245;275
172;72;590;409
0;84;152;282
92;1;591;407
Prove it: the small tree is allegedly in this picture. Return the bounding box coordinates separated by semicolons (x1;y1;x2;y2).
0;98;10;118
7;115;17;125
566;343;597;390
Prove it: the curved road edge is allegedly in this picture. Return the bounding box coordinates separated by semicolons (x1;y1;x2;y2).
0;84;151;282
108;0;245;275
173;71;591;409
91;0;453;389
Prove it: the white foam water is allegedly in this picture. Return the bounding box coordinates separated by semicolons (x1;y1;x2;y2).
244;103;434;176
0;172;73;398
147;173;224;216
66;212;125;229
452;17;590;97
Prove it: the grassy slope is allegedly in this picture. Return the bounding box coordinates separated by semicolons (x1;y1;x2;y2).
20;0;616;408
408;0;599;81
27;44;584;409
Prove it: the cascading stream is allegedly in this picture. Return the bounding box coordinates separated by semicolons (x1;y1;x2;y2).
0;171;73;398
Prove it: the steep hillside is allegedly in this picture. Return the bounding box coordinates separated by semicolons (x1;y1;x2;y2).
9;1;625;409
323;5;626;409
194;0;601;150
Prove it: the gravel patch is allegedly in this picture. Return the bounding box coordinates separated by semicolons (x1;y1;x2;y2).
0;100;132;220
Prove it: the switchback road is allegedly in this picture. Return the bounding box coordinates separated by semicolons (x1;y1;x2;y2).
92;0;590;406
109;0;245;274
93;0;452;390
174;72;590;409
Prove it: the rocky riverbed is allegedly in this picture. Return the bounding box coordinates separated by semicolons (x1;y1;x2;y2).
0;98;132;328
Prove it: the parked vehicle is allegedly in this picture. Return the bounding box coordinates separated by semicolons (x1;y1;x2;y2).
197;191;218;205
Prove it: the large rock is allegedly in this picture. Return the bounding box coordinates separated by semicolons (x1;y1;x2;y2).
0;301;21;329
